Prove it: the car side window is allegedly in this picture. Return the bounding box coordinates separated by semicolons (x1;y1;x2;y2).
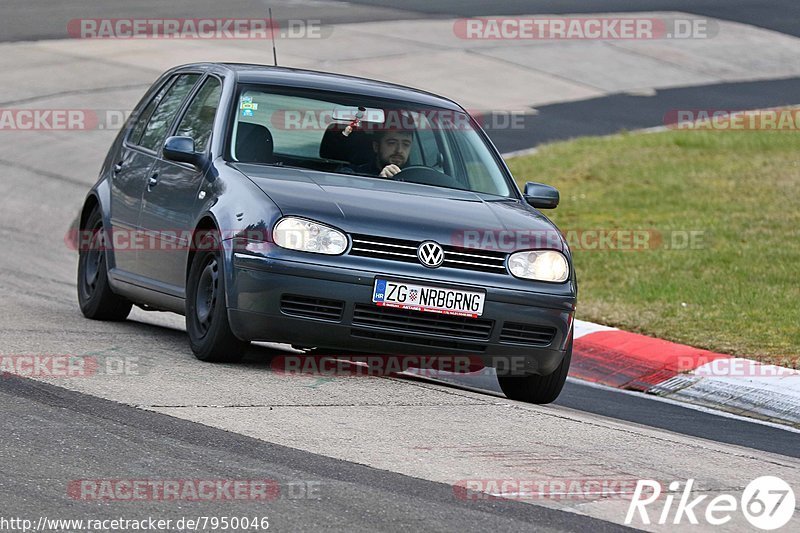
138;73;201;152
174;77;222;154
415;115;441;167
445;124;509;196
128;80;173;146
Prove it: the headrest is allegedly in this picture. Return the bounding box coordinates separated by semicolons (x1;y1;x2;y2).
319;123;373;165
235;122;274;163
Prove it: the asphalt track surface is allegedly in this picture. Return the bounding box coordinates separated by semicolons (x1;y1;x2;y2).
3;1;798;41
485;76;800;152
344;0;800;38
0;376;629;532
1;1;799;532
3;1;798;151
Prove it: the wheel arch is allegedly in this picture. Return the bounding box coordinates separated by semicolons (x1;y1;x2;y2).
79;194;100;231
79;181;116;271
186;214;221;282
186;211;251;341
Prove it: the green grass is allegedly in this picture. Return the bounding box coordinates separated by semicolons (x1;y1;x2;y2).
507;128;800;359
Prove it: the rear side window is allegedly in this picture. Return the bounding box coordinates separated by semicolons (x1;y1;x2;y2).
174;77;223;154
138;74;201;152
236;92;333;158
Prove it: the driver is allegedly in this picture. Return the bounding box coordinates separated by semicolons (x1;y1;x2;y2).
350;127;413;178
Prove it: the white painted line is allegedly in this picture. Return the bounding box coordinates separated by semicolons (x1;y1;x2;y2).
502;147;539;159
692;358;800;384
573;319;617;339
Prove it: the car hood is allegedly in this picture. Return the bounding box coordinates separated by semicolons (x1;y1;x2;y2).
234;164;564;252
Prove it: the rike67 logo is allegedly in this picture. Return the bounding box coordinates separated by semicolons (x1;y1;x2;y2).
626;476;795;530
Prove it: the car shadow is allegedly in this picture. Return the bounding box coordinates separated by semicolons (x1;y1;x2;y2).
108;314;510;397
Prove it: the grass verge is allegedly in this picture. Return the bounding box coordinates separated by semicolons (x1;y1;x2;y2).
507;127;800;360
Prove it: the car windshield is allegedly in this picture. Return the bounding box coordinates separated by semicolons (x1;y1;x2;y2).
228;85;514;198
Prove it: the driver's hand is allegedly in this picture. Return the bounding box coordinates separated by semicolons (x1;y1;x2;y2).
379;164;402;178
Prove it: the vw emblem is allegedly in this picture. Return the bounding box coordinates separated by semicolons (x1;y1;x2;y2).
417;241;445;268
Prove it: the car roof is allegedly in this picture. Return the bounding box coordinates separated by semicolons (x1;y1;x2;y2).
180;62;465;112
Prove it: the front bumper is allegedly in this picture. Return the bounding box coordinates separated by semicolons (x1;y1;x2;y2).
229;252;576;375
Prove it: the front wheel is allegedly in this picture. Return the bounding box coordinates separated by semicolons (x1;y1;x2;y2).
497;335;572;404
185;234;248;362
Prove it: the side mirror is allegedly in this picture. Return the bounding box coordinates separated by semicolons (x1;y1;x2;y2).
163;136;206;168
523;182;560;209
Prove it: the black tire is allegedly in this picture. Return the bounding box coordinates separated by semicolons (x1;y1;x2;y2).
77;207;132;321
185;232;247;362
497;335;572;404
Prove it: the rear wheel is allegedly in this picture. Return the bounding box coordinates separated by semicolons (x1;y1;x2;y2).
77;207;132;321
186;232;248;362
497;335;572;404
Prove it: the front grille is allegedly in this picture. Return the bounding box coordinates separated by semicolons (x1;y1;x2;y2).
351;328;487;352
280;295;344;321
499;322;556;346
352;304;493;340
349;234;508;274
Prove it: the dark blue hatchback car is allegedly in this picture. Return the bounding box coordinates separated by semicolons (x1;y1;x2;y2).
77;63;577;403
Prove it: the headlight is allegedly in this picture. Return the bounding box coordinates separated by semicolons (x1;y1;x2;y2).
273;217;348;255
507;250;569;282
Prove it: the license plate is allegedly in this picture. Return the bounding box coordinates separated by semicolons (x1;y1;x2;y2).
372;279;485;318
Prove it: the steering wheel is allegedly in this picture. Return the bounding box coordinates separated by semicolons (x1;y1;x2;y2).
391;165;459;188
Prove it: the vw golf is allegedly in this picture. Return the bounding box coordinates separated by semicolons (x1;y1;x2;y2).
77;63;577;403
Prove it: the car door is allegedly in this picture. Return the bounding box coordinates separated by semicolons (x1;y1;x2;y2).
137;75;223;292
116;72;201;289
108;78;174;274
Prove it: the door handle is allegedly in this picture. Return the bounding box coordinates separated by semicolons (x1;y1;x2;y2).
147;173;159;190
